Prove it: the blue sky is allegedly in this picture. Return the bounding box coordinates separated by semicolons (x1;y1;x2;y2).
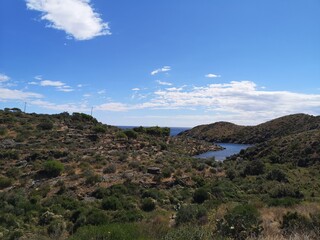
0;0;319;127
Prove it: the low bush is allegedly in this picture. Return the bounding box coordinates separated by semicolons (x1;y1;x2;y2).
43;160;64;177
141;198;156;212
193;188;210;204
93;125;107;133
123;130;138;139
0;177;12;189
176;204;207;226
216;204;263;240
102;196;123;211
269;184;304;199
266;169;288;182
243;160;265;176
281;212;312;235
37;121;54;130
104;164;117;174
69;223;146;240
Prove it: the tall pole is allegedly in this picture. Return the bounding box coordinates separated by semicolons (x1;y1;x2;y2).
24;102;27;113
90;107;93;116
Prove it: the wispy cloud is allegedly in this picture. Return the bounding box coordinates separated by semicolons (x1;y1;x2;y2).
151;66;171;75
95;80;320;124
132;88;140;91
31;76;74;92
95;102;129;112
97;89;106;95
156;80;172;86
205;73;221;78
0;87;43;101
31;99;88;112
40;80;64;87
0;73;10;82
26;0;111;40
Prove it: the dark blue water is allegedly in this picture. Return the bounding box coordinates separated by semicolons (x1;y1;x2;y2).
117;126;190;136
194;143;252;161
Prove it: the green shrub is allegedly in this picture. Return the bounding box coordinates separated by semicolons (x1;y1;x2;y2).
37;121;54;130
269;185;304;199
0;177;12;189
0;127;7;136
145;126;170;137
124;130;138;139
69;224;145;240
266;169;288;182
85;174;102;185
47;219;65;238
116;131;128;139
226;169;236;180
243;160;265;176
164;225;213;240
216;204;263;240
175;204;207;226
142;189;164;200
281;212;312;235
267;197;300;207
85;209;110;226
43;160;64;177
93;125;107;133
141;198;156;212
104;164;117;174
102;196;123;211
0;150;19;160
113;210;143;222
193;188;209;204
162;167;173;178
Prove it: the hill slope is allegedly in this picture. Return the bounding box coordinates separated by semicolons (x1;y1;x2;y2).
180;113;320;144
233;129;320;166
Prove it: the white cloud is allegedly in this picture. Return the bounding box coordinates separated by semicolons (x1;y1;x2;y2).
0;87;43;101
205;73;221;78
40;80;65;87
26;0;111;40
156;80;172;86
95;102;129;112
96;80;320;125
57;86;74;92
34;75;42;80
28;81;38;85
98;89;106;95
166;87;183;91
0;73;10;82
31;99;88;112
32;76;74;92
132;88;140;91
151;66;171;75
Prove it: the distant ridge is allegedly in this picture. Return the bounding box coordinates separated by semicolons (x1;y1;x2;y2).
179;113;320;144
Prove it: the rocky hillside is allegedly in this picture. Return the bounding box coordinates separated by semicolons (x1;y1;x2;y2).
231;129;320;166
180;113;320;144
1;108;320;240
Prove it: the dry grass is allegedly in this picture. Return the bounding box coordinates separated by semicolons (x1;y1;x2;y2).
258;203;320;240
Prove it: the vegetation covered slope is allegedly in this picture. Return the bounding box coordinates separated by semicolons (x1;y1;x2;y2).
1;109;320;240
0;109;223;239
233;129;320;167
180;113;320;144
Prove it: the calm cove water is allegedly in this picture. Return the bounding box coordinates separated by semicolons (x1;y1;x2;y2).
194;143;252;161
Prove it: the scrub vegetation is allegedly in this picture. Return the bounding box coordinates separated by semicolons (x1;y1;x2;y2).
0;108;319;239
